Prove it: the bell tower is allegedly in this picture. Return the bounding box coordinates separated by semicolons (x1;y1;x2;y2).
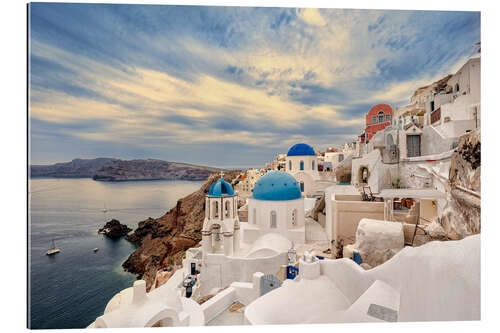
202;172;240;258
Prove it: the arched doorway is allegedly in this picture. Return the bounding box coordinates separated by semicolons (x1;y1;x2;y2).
358;166;369;185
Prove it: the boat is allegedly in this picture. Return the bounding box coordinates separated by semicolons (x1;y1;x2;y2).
93;248;99;253
101;203;108;213
46;239;61;255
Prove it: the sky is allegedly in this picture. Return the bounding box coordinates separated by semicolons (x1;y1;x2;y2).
28;3;480;167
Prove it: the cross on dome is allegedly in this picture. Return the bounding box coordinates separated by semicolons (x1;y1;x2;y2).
219;170;225;179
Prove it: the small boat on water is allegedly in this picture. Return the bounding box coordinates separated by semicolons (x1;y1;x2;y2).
46;239;60;255
93;248;99;253
101;203;108;213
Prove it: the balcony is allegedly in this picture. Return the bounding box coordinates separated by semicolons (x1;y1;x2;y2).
430;107;441;125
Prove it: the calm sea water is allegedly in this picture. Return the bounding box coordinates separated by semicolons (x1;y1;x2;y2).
28;178;203;329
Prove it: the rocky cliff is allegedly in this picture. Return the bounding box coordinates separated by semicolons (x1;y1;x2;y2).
31;157;221;181
93;159;221;181
122;170;241;290
416;129;481;243
442;129;481;239
30;158;118;178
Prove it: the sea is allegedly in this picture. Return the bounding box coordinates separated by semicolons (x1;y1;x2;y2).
28;178;203;329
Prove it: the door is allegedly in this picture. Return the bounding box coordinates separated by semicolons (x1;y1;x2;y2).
407;135;421;157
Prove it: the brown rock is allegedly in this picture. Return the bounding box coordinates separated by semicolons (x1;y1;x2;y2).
98;219;132;239
443;129;481;240
309;195;325;223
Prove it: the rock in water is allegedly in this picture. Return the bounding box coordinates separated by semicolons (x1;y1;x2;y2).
98;219;132;239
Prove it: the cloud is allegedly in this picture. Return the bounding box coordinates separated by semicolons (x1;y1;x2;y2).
28;4;480;166
296;8;327;26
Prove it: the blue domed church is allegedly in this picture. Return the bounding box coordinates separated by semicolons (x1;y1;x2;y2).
285;143;319;196
197;171;307;294
245;171;306;244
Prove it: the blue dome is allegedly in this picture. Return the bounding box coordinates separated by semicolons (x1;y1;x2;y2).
252;171;302;201
287;143;316;156
208;177;234;197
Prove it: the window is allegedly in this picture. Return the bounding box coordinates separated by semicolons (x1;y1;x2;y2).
430;100;435;112
214;201;219;218
372;116;377;124
378;111;384;123
455;83;460;92
225;201;230;218
291;209;297;226
289;160;292;171
270;211;277;228
300;181;304;192
300;160;304;170
312;160;315;171
339;154;344;162
386;114;391;122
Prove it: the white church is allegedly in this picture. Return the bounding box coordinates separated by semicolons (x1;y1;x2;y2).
285;143;320;196
201;175;240;258
198;170;308;294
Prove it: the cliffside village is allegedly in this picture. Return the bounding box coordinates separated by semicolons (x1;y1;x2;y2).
88;52;481;328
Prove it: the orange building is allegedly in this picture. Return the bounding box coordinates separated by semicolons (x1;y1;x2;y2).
364;104;393;141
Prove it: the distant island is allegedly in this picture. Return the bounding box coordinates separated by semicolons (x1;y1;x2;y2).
30;158;222;181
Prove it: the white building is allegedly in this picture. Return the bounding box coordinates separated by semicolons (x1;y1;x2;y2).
286;143;319;196
244;234;480;324
235;168;264;193
431;54;481;137
89;279;204;328
245;170;305;244
352;53;480;194
324;149;345;171
393;54;480;139
197;171;308;294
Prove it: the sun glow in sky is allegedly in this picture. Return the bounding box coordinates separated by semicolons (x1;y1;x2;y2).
29;4;480;167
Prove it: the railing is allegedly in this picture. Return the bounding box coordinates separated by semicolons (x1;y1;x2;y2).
431;107;441;124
